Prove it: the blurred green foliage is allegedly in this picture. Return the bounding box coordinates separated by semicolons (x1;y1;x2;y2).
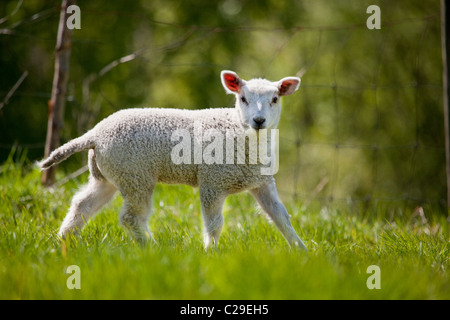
0;0;446;210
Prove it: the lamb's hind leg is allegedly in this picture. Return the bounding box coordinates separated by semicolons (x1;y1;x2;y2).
119;186;155;245
250;181;307;251
59;177;117;239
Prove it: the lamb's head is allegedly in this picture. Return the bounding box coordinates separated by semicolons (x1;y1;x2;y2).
221;70;300;130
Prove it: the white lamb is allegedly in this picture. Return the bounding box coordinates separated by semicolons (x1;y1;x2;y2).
39;70;307;251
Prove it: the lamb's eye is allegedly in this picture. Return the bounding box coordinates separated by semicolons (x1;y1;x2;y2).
241;96;248;104
272;96;278;104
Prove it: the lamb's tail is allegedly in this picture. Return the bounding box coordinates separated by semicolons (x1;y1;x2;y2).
39;132;95;170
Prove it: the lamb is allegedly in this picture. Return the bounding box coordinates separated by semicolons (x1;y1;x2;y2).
39;70;307;251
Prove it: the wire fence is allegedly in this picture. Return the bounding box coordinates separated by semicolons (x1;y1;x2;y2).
0;2;446;212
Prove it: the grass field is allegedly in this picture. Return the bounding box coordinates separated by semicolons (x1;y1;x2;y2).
0;155;449;300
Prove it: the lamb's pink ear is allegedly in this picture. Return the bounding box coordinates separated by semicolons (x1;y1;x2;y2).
221;70;244;94
277;77;301;96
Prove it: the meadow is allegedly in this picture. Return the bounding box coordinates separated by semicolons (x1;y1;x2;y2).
0;154;448;300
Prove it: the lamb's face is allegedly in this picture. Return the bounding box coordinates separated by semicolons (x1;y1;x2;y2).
221;71;300;130
237;79;281;130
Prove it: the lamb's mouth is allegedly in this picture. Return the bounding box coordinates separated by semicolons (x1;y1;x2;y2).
251;124;266;130
240;122;266;131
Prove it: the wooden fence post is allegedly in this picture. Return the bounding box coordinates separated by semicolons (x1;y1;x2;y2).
42;0;75;186
441;0;450;212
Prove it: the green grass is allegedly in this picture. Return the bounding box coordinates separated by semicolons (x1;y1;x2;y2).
0;156;449;299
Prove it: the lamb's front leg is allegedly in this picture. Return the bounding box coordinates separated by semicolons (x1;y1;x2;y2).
251;181;307;251
199;186;226;249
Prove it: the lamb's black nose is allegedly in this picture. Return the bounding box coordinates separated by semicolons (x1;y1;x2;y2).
253;117;266;126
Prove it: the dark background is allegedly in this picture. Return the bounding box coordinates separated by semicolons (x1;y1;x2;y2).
0;0;445;212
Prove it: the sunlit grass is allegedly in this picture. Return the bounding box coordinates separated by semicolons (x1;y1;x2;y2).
0;157;448;299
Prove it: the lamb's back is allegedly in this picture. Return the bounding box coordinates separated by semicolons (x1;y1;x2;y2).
92;108;244;188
